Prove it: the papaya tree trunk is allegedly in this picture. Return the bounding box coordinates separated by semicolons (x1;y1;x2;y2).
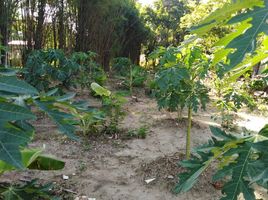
129;64;133;95
177;107;182;121
186;107;192;160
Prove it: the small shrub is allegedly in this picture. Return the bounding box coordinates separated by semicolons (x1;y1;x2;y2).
112;57;147;93
126;126;149;139
90;83;126;134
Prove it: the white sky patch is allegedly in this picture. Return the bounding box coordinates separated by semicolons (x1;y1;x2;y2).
138;0;155;5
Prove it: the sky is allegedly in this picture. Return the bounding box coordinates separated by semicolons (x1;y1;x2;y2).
138;0;155;5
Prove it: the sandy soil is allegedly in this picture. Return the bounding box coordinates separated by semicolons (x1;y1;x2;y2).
1;91;268;200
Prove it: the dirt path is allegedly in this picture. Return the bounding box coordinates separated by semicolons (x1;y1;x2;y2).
3;94;268;200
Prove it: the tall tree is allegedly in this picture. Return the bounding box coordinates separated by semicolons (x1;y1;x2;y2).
58;0;65;49
0;0;9;64
34;0;46;49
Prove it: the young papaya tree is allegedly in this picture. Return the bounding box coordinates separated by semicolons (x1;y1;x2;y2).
153;46;210;159
175;0;268;199
90;82;126;134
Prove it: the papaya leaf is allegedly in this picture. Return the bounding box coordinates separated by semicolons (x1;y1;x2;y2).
56;92;76;102
225;1;268;70
192;0;268;72
1;179;57;200
176;125;268;200
28;155;65;170
191;0;264;36
34;100;79;141
219;145;256;200
174;156;212;193
0;124;33;169
0;76;38;95
91;82;111;97
0;102;36;121
0;149;64;174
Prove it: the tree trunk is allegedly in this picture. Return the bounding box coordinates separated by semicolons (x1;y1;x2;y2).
34;0;46;50
58;0;65;50
76;0;89;52
0;0;8;65
186;107;192;160
52;17;57;49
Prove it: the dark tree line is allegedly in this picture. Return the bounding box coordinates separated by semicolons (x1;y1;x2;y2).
0;0;148;70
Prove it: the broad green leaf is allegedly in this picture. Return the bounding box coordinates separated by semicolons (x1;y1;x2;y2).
225;2;268;70
259;125;268;137
91;82;111;97
192;0;268;72
28;155;65;170
45;88;59;96
34;100;79;141
220;146;256;200
210;126;235;140
0;125;33;169
0;102;36;121
0;149;42;173
0;76;38;95
226;35;268;82
0;149;64;173
174;160;211;193
191;0;264;35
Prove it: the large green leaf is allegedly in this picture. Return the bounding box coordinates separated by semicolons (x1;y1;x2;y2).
192;0;268;72
225;1;268;70
192;0;264;35
34;100;78;141
28;155;65;170
220;146;255;200
0;76;38;95
91;82;111;97
0;149;65;174
175;126;268;200
0;125;33;169
0;102;36;121
174;157;212;193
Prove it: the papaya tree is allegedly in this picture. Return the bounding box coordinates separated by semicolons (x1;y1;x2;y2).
175;0;268;199
152;46;209;159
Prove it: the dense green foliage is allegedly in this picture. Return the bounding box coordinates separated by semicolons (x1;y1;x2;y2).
0;179;58;200
1;0;268;199
141;0;189;59
0;68;90;169
24;49;106;91
152;46;209;112
112;57;147;92
175;126;268;200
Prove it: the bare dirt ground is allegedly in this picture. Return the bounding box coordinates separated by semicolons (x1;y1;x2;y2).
2;90;268;200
